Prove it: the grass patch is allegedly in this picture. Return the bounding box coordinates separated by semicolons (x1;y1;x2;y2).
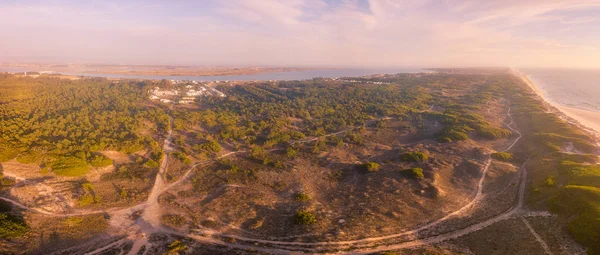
50;156;90;176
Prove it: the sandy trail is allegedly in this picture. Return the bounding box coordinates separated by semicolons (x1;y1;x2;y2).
521;217;553;255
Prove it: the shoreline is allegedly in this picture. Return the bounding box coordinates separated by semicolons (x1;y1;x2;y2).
513;69;600;142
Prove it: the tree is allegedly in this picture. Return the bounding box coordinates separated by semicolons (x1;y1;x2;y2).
364;162;381;172
286;147;298;159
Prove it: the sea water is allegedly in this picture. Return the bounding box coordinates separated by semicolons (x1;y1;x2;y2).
521;68;600;112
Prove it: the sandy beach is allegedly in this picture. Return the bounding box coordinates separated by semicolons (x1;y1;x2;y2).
514;69;600;136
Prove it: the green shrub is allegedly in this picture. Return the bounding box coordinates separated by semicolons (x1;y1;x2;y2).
559;161;600;187
401;167;424;179
16;150;44;164
549;185;600;253
294;211;316;225
286;147;298;158
544;176;556;187
144;159;159;168
476;125;511;139
168;240;186;254
295;192;311;202
0;213;28;238
78;182;100;206
491;152;513;161
364;162;381;172
171;152;191;165
194;140;222;153
437;129;469;143
51;156;90;176
89;154;113;167
0;147;19;162
400;152;428;162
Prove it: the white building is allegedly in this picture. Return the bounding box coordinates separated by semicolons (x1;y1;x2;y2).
151;87;178;96
186;89;204;96
160;99;172;103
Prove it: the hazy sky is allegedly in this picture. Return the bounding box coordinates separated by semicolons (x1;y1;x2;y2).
1;0;600;68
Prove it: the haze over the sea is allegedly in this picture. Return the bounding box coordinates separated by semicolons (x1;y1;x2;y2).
520;68;600;134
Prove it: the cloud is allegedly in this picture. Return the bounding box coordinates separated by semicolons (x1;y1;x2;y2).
0;0;599;68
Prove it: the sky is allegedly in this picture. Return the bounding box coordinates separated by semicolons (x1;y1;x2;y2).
1;0;600;68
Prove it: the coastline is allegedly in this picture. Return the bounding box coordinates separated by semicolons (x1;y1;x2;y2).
513;69;600;140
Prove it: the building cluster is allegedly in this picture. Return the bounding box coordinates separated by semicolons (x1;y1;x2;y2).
337;79;390;85
148;81;227;104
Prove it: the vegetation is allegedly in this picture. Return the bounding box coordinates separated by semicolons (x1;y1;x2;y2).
168;240;187;254
401;167;424;179
2;72;599;252
194;140;222;154
295;192;311;202
544;176;556;187
51;156;90;176
400;152;429;162
549;185;600;253
78;182;100;206
491;152;513;161
0;75;166;175
0;214;28;238
364;162;381;172
171;151;192;165
294;210;316;225
89;153;113;167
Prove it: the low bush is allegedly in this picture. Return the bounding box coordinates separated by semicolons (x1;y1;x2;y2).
143;159;159;168
295;192;311;202
491;152;513;161
544;176;556;187
400;152;428;162
51;156;90;176
0;147;19;162
294;211;316;225
0;213;28;238
16;150;45;164
548;185;600;253
364;162;381;172
401;167;424;179
89;153;113;167
168;240;187;254
171;151;192;165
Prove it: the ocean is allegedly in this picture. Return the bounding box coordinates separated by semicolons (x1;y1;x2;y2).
520;68;600;133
